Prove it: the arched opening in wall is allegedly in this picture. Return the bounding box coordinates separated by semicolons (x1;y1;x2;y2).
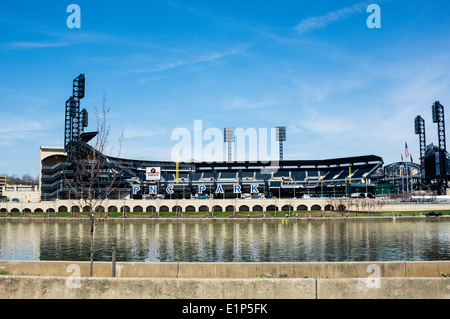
34;208;43;213
266;205;278;212
212;205;222;212
0;208;7;213
71;206;80;213
11;208;20;212
95;206;105;213
83;206;91;213
108;206;118;212
199;205;209;212
337;204;346;211
253;205;263;212
159;205;169;213
225;205;235;212
58;206;68;212
40;153;67;198
281;205;293;212
297;205;308;211
121;206;130;213
146;206;156;213
311;204;322;211
239;205;249;212
23;208;31;213
185;205;196;212
46;208;55;213
41;154;67;168
172;205;182;213
133;205;143;213
325;204;334;211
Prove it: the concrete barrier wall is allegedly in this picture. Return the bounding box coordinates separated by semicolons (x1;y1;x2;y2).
317;277;450;299
0;276;316;299
1;275;449;299
1;260;450;278
405;260;450;277
176;261;407;279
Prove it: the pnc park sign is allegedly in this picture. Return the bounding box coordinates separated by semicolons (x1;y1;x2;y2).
132;167;260;195
133;183;260;196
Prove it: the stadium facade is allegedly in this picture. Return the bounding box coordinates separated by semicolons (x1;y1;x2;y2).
40;145;383;202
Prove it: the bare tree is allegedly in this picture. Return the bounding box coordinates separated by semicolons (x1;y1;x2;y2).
66;95;123;276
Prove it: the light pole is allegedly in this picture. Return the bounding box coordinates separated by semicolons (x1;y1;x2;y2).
224;128;235;162
276;126;286;161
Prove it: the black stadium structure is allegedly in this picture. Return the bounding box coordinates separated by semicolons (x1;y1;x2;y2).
39;74;449;201
41;149;383;201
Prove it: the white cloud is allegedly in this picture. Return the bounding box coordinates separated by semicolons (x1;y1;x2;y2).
6;41;73;49
0;118;43;134
123;127;168;139
3;29;117;50
222;97;281;110
295;1;370;33
126;48;246;74
0;113;54;146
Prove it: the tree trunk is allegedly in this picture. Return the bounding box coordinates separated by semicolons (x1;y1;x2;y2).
89;212;94;277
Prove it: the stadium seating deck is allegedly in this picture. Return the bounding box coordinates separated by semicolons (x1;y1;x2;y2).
41;151;383;200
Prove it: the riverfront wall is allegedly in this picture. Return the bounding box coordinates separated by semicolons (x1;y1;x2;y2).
1;198;449;214
2;260;450;279
1;261;450;299
2;276;450;299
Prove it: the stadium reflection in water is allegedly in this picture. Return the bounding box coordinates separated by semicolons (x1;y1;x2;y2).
1;219;450;262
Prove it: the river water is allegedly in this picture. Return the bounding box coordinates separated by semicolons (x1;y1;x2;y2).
1;218;449;262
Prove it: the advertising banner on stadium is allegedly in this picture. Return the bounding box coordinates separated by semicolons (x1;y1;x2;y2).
146;167;161;181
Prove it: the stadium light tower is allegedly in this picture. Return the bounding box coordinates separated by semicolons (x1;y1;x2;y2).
432;101;446;152
73;74;86;99
224;128;235;162
276;126;286;160
64;74;87;160
431;101;448;192
414;115;426;159
414;115;426;180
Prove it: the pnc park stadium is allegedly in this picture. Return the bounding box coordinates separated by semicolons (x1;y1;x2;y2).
5;74;450;214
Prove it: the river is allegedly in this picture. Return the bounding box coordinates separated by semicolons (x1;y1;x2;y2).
1;218;449;262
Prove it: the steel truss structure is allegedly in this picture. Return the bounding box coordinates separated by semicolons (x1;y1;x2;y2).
415;101;449;194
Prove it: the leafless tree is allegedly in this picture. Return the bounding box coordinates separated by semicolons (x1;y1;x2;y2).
66;95;123;276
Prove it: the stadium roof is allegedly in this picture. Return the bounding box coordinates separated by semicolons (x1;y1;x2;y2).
195;155;383;169
104;153;383;170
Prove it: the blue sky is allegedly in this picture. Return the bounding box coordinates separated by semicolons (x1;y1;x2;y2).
1;0;450;177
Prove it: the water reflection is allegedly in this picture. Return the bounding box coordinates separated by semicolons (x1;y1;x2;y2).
1;219;450;262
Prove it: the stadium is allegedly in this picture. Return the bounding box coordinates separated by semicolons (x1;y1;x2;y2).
43;75;383;203
2;74;450;214
40;147;383;202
